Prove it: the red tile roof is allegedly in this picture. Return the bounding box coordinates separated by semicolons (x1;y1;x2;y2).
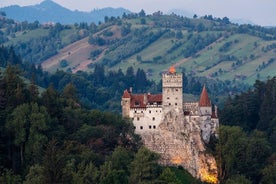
148;94;162;103
199;85;211;107
122;90;131;98
128;93;162;108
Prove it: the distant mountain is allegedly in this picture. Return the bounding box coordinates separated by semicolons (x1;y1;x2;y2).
0;0;132;24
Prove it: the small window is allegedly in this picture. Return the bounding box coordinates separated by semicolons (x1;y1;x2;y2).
140;126;143;130
169;103;171;106
135;110;137;113
167;97;170;99
175;103;177;106
149;110;151;113
141;111;143;113
134;126;136;129
153;125;156;129
176;89;178;91
152;117;155;121
137;117;140;121
149;125;152;129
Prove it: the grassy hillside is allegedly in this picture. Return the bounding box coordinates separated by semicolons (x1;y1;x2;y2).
3;13;276;85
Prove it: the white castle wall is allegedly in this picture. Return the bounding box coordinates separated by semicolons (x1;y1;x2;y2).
130;106;163;133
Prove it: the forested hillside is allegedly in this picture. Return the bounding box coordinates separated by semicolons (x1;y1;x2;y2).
1;11;275;85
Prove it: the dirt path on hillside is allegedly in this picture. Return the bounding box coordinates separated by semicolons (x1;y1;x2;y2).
41;37;94;71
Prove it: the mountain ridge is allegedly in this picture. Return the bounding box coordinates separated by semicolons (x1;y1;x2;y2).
0;0;131;24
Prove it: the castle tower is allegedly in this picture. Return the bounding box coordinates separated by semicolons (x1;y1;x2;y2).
121;89;131;117
199;85;212;116
162;66;183;112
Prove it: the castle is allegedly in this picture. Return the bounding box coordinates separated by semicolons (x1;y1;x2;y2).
121;66;219;183
121;66;219;143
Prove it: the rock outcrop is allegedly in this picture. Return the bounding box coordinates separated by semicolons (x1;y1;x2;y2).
140;109;218;183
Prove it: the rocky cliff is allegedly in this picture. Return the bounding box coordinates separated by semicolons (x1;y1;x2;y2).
140;109;218;183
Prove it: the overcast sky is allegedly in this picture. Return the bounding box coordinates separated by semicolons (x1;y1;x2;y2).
0;0;275;26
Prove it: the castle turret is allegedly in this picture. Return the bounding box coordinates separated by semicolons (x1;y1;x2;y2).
121;89;131;117
162;66;183;112
199;85;212;116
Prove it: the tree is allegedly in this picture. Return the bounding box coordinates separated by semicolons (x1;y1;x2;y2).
216;126;247;181
24;164;45;184
6;103;50;168
139;9;146;17
158;168;181;184
216;126;271;182
135;68;147;92
41;84;63;118
129;147;160;183
0;169;22;184
43;139;64;184
4;65;25;108
261;162;276;184
62;83;79;108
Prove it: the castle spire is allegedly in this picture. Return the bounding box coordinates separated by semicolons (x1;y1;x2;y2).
199;85;211;107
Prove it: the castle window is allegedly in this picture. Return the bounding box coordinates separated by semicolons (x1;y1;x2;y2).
167;97;170;99
149;110;151;113
153;125;156;129
141;111;143;113
152;117;155;121
137;117;140;121
140;126;143;130
175;89;178;91
134;126;136;129
135;110;137;113
175;103;177;106
149;125;152;129
169;103;171;106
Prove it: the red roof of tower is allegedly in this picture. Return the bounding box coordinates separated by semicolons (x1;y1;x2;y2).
169;66;176;74
199;85;211;107
122;90;131;98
